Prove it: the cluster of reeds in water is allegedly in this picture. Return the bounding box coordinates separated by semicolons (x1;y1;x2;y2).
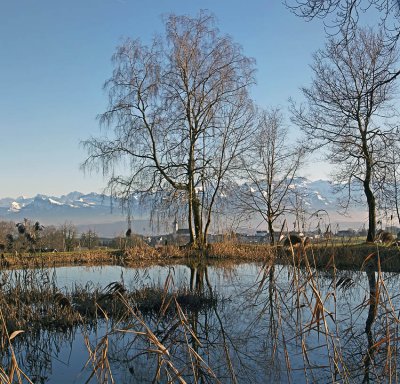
0;241;400;383
0;265;220;383
259;242;400;383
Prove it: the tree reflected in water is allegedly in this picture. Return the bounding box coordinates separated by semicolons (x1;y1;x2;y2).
1;257;400;383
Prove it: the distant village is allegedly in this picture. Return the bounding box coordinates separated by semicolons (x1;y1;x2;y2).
98;221;400;249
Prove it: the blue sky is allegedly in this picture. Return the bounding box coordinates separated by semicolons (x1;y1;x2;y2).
0;0;328;198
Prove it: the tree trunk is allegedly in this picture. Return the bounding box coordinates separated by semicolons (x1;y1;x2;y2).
191;192;204;248
268;217;275;245
188;138;196;245
364;178;376;242
188;189;195;245
393;166;400;226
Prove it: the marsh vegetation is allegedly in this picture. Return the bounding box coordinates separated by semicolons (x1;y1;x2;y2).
0;242;400;383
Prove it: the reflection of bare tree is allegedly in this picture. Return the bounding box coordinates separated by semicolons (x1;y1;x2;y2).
188;261;212;294
0;329;77;384
98;264;275;383
258;263;282;378
253;250;399;382
363;263;378;384
356;256;400;383
4;260;400;382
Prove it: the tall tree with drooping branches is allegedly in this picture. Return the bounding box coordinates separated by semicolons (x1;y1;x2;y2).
83;12;256;248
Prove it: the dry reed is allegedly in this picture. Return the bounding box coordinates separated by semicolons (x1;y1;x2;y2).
1;239;400;383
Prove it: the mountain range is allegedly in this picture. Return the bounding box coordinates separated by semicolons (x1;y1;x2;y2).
0;178;368;237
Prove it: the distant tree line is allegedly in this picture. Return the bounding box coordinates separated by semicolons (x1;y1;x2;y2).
0;220;125;253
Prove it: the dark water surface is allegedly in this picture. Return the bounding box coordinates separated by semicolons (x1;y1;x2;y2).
3;261;400;383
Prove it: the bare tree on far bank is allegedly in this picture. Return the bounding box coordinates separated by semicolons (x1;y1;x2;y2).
291;27;399;242
82;12;256;249
235;108;304;245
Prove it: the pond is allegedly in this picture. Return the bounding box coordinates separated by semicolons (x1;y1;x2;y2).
1;259;399;383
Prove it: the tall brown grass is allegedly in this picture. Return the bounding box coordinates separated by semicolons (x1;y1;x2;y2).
1;240;400;382
0;309;33;384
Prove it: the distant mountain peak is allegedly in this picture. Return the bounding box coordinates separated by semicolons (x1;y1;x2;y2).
9;202;22;212
0;178;367;236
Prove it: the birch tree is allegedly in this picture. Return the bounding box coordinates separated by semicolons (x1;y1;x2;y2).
236;109;304;244
82;12;256;248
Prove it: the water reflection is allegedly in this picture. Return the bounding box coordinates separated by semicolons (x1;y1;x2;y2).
364;262;377;383
1;260;400;383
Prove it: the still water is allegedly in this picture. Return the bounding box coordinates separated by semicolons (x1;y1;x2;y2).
2;261;400;383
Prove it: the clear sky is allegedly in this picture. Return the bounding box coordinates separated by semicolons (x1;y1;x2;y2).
0;0;329;198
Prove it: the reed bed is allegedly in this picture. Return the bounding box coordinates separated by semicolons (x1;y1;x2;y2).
0;265;222;383
277;241;400;272
206;241;275;260
254;243;400;383
0;241;400;382
0;269;217;343
1;240;399;270
0;244;187;270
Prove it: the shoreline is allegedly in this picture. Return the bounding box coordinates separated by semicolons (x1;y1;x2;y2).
1;242;399;272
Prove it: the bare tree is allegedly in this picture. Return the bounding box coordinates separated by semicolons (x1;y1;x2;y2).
80;229;99;250
0;221;16;251
286;1;400;89
390;147;400;226
379;143;400;227
291;27;399;242
82;12;256;249
286;0;400;38
61;222;78;252
236;109;304;244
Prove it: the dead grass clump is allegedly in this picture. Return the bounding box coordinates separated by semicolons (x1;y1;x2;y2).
131;286;217;315
0;291;83;338
0;310;33;384
207;241;275;260
71;283;217;321
83;269;221;384
122;244;187;260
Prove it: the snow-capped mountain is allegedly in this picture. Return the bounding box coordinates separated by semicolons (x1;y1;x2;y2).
236;177;366;223
0;193;127;226
289;177;340;210
0;178;368;236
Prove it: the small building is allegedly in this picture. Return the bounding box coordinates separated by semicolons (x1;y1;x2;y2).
176;228;191;236
171;225;191;245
